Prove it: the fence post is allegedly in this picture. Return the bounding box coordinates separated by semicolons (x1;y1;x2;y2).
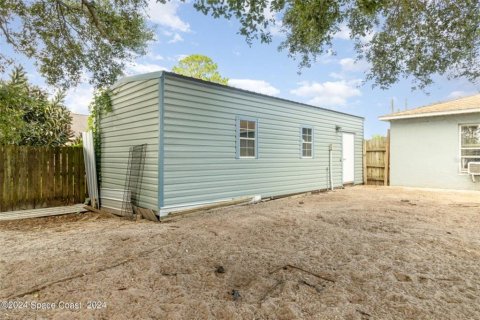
384;130;390;186
0;146;4;212
363;140;367;185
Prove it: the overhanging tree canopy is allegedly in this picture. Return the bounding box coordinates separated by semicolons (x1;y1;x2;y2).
1;0;478;90
184;0;480;89
0;0;153;89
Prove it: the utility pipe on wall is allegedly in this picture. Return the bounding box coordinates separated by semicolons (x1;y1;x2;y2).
329;144;334;190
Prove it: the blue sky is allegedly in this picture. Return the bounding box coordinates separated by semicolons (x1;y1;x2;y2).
5;0;480;138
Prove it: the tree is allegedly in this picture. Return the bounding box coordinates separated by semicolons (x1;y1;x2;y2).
0;0;153;89
182;0;480;90
0;67;73;146
172;54;229;85
2;1;478;91
0;69;25;144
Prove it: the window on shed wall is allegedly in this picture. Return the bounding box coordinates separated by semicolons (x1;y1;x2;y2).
301;127;313;158
460;124;480;172
238;119;257;158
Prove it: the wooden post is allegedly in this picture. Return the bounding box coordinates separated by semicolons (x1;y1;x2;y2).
47;148;54;204
0;145;4;212
17;147;26;210
39;147;46;207
384;130;390;186
54;148;60;201
72;148;77;203
11;146;18;210
363;140;367;185
62;148;68;203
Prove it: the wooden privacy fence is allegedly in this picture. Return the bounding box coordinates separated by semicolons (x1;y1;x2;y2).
0;146;86;212
363;131;390;186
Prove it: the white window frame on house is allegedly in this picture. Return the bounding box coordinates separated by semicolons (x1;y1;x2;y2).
300;126;314;158
236;117;258;159
459;124;480;173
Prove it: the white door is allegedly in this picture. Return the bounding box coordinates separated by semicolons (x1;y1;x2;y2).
342;133;355;184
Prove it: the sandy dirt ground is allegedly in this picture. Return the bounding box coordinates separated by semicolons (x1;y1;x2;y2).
1;186;480;320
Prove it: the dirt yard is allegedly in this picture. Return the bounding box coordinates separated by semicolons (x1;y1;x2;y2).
1;186;479;320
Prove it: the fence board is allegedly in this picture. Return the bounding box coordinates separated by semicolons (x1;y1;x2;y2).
54;148;60;200
0;146;4;212
18;148;26;209
11;147;18;210
364;134;390;186
0;146;86;213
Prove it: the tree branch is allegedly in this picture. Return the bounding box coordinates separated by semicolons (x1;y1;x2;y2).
0;18;18;47
80;0;114;41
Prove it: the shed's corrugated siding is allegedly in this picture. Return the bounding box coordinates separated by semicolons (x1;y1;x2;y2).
162;74;363;207
100;78;159;211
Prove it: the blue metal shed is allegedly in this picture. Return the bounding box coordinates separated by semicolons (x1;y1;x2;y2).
99;71;364;216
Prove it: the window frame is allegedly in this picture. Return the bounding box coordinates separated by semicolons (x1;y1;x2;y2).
459;123;480;173
300;126;314;159
236;116;258;159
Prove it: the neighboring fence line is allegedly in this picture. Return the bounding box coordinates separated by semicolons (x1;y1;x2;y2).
0;145;86;212
363;131;390;186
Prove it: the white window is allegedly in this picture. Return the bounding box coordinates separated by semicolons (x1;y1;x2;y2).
301;127;313;158
460;124;480;172
237;118;257;158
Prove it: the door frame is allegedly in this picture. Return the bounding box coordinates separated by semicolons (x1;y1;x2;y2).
341;132;355;185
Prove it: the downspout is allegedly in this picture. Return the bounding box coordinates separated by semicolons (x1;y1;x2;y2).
329;144;334;190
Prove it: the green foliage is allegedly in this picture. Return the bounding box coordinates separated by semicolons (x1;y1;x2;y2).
172;54;229;85
0;0;154;89
370;134;384;140
87;89;113;185
88;89;112;132
0;66;74;146
178;0;480;90
2;0;478;90
71;135;83;147
0;68;26;144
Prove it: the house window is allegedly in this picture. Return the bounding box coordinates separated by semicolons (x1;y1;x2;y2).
460;124;480;172
301;127;313;158
237;118;257;158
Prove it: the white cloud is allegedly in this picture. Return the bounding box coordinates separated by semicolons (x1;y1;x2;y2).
290;80;362;108
269;21;283;37
228;79;280;96
447;90;476;99
148;0;190;32
262;0;284;37
339;58;369;72
329;72;344;80
168;33;184;44
317;49;336;65
334;23;375;43
329;58;370;80
175;54;189;61
146;52;164;61
126;62;168;75
65;84;93;115
334;24;350;40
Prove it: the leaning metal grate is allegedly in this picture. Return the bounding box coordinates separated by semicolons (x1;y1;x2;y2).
121;144;147;217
